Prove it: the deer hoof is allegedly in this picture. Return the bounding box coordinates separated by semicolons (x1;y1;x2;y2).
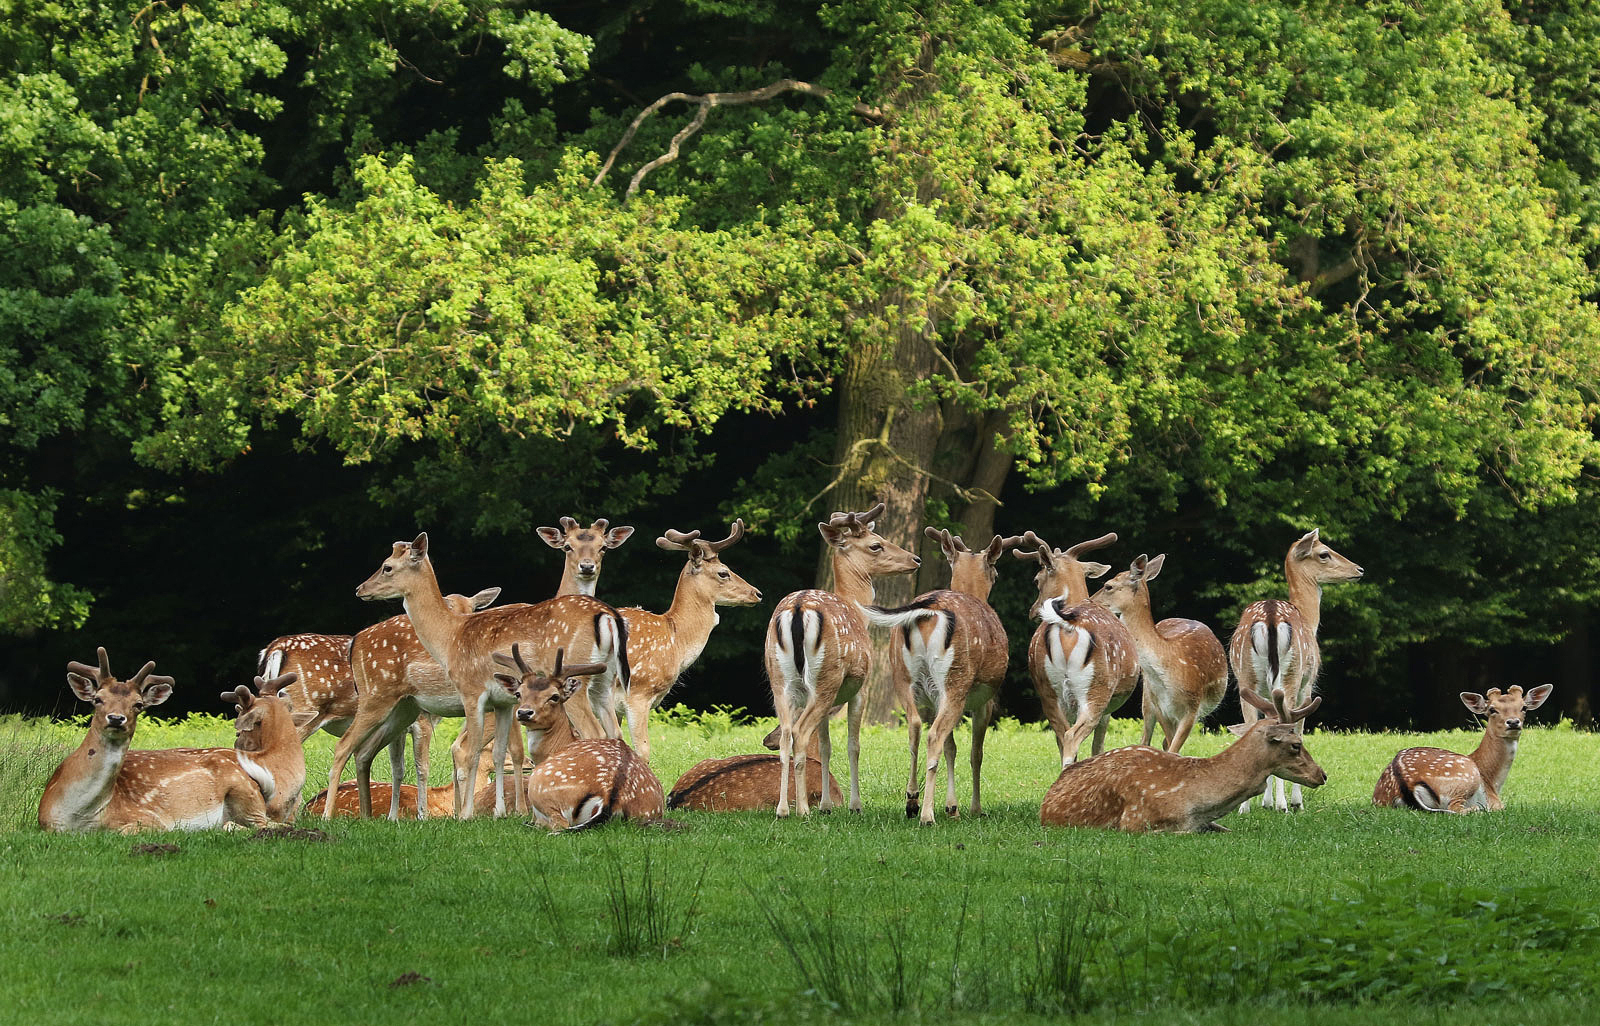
944;805;959;818
905;797;920;818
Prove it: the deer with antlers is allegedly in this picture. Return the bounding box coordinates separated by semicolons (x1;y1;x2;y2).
536;517;635;596
1092;554;1227;754
1374;685;1554;813
667;725;842;812
859;528;1012;824
354;533;630;819
1015;531;1140;767
495;645;664;830
1040;687;1326;832
39;649;303;833
765;503;921;816
615;520;761;762
1230;528;1363;813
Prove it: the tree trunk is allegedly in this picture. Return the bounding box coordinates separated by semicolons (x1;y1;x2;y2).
1558;613;1593;728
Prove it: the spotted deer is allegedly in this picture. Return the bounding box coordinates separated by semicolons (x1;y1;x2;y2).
666;726;839;812
615;520;761;762
1230;528;1363;813
354;533;630;819
536;517;635;596
39;649;303;833
1015;531;1140;767
1040;687;1326;832
860;528;1013;824
765;503;922;816
1374;685;1554;813
305;761;512;818
1092;554;1227;754
496;646;664;830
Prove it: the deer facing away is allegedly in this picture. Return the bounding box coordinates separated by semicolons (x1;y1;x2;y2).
666;725;840;812
1374;685;1554;813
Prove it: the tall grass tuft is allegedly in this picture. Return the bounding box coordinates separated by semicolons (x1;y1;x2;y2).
601;845;707;958
0;717;71;830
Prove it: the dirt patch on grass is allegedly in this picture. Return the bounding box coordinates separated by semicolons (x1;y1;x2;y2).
131;842;180;856
389;972;431;988
250;826;332;843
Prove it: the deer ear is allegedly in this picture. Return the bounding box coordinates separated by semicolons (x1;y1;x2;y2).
469;587;501;611
536;526;564;549
1522;684;1554;711
1084;562;1112;580
818;521;846;547
1292;529;1320;557
67;673;98;703
492;672;520;693
141;680;173;707
1460;692;1491;715
604;526;635;549
1225;722;1249;737
410;533;429;560
558;676;584;702
1143;554;1166;581
984;535;1005;564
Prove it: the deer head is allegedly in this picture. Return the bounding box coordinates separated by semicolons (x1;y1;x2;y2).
817;503;921;577
224;674;300;754
1461;685;1553;741
537;517;635;589
1092;553;1166;619
925;528;1016;600
356;533;430;602
65;647;175;743
1287;528;1364;585
1228;687;1327;787
492;646;608;729
656;519;762;606
1013;530;1117;617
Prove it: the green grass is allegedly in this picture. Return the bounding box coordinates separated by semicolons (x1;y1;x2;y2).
2;710;1597;1025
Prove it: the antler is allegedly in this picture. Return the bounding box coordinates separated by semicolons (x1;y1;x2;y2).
923;526;970;553
593;518;610;533
559;516;579;533
67;646;115;684
700;518;746;554
657;528;703;552
259;672;298;695
492;643;536;677
1267;687;1321;724
1012;530;1050;564
1065;532;1118;559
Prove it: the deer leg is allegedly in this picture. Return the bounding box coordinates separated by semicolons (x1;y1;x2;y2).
814;713;833;813
919;699;965;826
386;736;406;821
791;710;820;818
226;783;275;831
485;695;513;818
1090;714;1111;757
1166;712;1197;754
969;698;993;818
324;696;398;821
1139;689;1157;748
942;730;959;818
1036;675;1073;767
624;690;653;763
454;690;488;821
846;688;865;813
410;714;434;820
894;648;921;817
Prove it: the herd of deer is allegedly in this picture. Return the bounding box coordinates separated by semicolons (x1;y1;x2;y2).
37;506;1556;835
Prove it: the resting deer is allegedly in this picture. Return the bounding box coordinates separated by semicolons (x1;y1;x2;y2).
1040;687;1326;832
354;533;630;819
305;761;512;818
1374;685;1554;813
1230;528;1363;812
616;520;761;762
497;646;664;830
536;516;635;596
667;726;840;812
765;503;921;816
861;528;1012;824
39;649;303;833
1015;531;1140;766
1092;554;1227;754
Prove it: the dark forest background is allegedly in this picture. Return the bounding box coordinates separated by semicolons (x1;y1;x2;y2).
3;1;1599;730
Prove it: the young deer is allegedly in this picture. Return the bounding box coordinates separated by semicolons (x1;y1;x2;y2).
496;646;664;831
1040;687;1326;832
765;503;921;816
1092;554;1227;754
1230;528;1363;813
256;633;354;738
39;649;303;833
1015;531;1140;767
666;726;840;812
616;520;761;762
861;528;1012;824
536;517;635;596
1374;685;1554;813
354;533;630;820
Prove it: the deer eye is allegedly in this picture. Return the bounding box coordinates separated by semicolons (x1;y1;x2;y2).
870;543;883;552
563;543;572;552
718;570;730;579
1318;551;1329;560
92;696;103;705
382;564;393;574
133;702;144;711
1289;742;1301;753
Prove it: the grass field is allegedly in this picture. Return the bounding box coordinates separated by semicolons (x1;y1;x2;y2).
2;709;1596;1026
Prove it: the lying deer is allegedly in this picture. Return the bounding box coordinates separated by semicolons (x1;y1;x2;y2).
498;646;664;831
304;763;513;818
39;649;303;833
666;726;840;812
1039;687;1326;833
1374;685;1554;813
1092;554;1227;754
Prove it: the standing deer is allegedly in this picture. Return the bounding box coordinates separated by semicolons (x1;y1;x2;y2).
667;726;840;812
765;503;921;817
39;649;303;833
1015;531;1140;766
861;528;1012;824
1092;554;1227;754
1230;528;1363;813
536;517;635;596
1040;687;1326;832
616;520;761;762
496;646;664;830
353;533;630;819
1374;685;1554;813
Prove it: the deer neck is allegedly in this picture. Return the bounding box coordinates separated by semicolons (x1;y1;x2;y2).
526;717;580;766
661;566;719;673
1059;569;1091;606
831;551;878;608
948;562;993;601
557;564;597;598
51;729;130;825
1115;592;1163;657
399;561;465;671
1284;558;1323;635
235;719;301;800
1188;734;1279;813
1469;730;1516;794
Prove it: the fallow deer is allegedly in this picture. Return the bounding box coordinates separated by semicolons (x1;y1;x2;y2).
861;528;1012;824
305;763;513;818
1230;528;1363;812
1040;687;1326;832
1092;554;1227;754
536;516;635;596
666;725;841;812
496;646;664;830
354;534;630;819
39;649;303;833
765;503;921;816
615;520;761;762
1015;531;1140;767
1373;685;1554;813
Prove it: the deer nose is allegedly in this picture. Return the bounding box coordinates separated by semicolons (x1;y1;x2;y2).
516;709;535;723
105;714;127;728
578;561;597;575
1506;718;1522;730
912;555;922;566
